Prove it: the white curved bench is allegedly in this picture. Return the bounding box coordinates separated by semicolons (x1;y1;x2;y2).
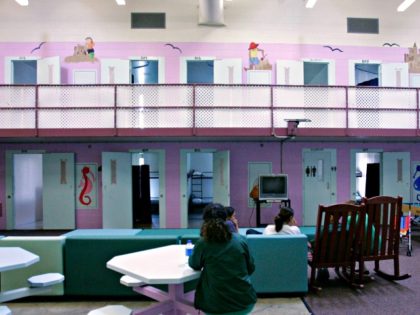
0;306;11;315
88;305;132;315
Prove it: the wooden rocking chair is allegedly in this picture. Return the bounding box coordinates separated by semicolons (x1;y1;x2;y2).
309;203;365;290
359;196;411;283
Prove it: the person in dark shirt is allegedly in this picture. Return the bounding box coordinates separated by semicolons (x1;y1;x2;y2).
189;203;257;314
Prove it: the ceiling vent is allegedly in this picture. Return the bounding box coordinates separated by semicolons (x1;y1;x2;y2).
347;18;379;34
198;0;225;26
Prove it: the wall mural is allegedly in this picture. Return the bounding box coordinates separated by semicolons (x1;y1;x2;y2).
404;43;420;73
30;41;47;54
76;163;98;209
65;36;98;63
244;42;272;71
322;45;343;52
165;43;183;54
383;43;400;47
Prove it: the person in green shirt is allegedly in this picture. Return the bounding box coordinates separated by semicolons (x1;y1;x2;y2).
188;203;257;315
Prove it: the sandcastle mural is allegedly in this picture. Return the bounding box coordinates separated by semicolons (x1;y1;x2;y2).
404;43;420;73
65;37;98;63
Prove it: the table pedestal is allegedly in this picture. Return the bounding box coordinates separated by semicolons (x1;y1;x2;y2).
132;283;198;315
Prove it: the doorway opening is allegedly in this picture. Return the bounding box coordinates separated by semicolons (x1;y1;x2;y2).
13;154;43;229
187;152;213;228
12;60;37;84
130;60;159;84
355;64;379;86
304;62;329;85
132;152;161;228
355;152;381;202
187;60;214;83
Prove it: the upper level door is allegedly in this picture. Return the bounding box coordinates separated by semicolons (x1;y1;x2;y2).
276;60;304;85
100;58;130;84
4;56;61;84
214;59;243;84
37;56;61;84
381;63;409;87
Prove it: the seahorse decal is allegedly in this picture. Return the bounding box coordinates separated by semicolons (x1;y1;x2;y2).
78;166;94;205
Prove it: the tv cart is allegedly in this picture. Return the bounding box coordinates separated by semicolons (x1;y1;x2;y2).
255;198;291;227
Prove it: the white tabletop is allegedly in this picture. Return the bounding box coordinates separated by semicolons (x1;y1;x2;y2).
0;247;39;272
107;245;201;285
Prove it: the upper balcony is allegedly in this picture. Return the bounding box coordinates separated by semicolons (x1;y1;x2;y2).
0;84;419;140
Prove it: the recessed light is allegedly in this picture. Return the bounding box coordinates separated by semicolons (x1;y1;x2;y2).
306;0;317;9
397;0;416;12
15;0;29;6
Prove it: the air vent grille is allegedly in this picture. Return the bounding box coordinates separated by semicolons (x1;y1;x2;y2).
347;18;379;34
131;13;166;29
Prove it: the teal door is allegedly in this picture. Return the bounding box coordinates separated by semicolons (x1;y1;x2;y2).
102;152;133;228
43;153;75;229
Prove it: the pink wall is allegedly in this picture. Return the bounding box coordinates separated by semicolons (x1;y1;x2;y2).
0;41;408;85
0;40;415;229
0;140;419;230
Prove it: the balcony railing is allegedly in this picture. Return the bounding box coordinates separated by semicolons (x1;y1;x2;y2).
0;84;419;138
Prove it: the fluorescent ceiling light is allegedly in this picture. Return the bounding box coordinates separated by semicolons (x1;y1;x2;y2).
15;0;29;6
115;0;126;5
397;0;416;11
306;0;317;9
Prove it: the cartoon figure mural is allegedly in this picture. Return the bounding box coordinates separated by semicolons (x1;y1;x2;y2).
245;42;272;71
85;37;95;60
248;42;263;70
65;36;98;63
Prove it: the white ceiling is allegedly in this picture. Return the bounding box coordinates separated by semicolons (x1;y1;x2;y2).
0;0;418;46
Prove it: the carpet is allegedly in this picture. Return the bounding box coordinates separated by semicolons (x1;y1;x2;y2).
4;297;312;315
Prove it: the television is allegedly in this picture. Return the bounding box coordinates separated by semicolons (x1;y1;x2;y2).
258;174;288;201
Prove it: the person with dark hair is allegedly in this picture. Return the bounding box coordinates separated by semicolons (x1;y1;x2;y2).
189;203;257;315
202;202;227;222
263;206;301;235
225;206;239;233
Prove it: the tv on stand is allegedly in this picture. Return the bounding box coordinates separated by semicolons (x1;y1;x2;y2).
258;174;288;202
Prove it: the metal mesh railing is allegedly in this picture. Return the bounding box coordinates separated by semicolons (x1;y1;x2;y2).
273;86;348;128
0;86;36;108
38;85;115;107
0;84;418;134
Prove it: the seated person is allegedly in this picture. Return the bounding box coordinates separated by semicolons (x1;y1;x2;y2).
225;206;239;233
189;203;257;315
263;206;301;235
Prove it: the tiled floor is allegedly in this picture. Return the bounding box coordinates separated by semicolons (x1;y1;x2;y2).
4;297;311;315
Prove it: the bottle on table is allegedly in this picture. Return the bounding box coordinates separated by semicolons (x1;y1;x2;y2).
185;239;194;257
